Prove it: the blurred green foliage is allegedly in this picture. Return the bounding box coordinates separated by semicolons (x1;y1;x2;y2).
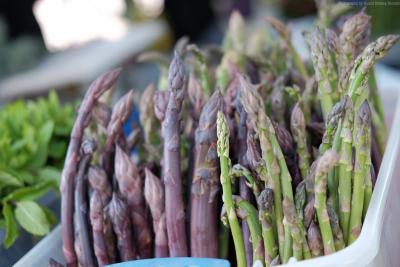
0;92;75;248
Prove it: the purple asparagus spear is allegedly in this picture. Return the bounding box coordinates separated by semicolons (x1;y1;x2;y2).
61;68;121;267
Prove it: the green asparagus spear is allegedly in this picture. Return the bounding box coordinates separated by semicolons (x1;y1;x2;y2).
217;111;247;267
304;29;337;120
322;97;348;214
295;181;311;259
257;188;279;265
291;103;311;180
348;35;399;102
348;101;372;244
234;196;265;265
314;150;339;255
327;204;345;250
283;198;303;260
337;98;354;243
239;76;285;259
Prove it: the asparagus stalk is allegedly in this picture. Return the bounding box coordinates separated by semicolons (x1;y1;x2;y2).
144;168;168;257
234;196;265;266
74;140;96;267
61;68;121;266
348;35;399;102
240;76;285;259
115;145;152;258
108;192;136;261
103;90;134;175
88;166;112;204
90;191;110;266
291;103;311;180
217;111;247;267
270;77;286;126
327;204;345;250
322;98;348;214
190;90;222;258
363;168;373;220
231;164;261;198
295;182;311;259
304;196;316;229
348;101;372;244
236;94;253;267
320;98;347;154
337;98;354;243
338;11;371;95
314;150;339;255
163;51;188;256
307;221;323;257
102;205;118;263
92;102;112;132
283;197;303;260
88;166;117;263
262;108;302;262
257;188;278;265
304;29;337;120
154;90;169;123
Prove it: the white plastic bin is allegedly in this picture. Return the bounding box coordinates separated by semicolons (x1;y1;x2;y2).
14;92;400;267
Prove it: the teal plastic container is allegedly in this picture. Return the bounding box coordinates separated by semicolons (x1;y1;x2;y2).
106;258;230;267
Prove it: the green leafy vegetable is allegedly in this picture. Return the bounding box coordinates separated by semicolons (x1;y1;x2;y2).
2;204;19;248
15;201;50;236
0;91;75;248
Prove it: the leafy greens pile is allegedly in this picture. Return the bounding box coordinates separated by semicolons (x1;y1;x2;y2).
0;91;74;248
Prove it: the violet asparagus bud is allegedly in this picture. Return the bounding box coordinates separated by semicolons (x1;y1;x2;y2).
92;102;112;131
61;68;121;267
236;93;253;267
90;191;110;266
307;221;323;257
115;145;152;258
74;140;96;267
187;74;206;122
88;166;112;204
102;205;118;263
190;90;222;258
144;168;168;257
162;51;188;256
108;192;136;261
154;90;169;122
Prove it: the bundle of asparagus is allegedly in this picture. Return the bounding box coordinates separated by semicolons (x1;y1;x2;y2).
56;5;398;267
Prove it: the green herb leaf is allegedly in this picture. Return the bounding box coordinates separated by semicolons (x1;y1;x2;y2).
15;201;50;236
4;181;54;202
37;167;61;186
41;206;57;226
48;140;67;159
28;121;54;169
0;170;23;188
0;219;6;229
2;203;19;248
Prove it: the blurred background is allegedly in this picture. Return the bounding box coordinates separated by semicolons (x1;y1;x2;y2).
0;0;399;266
0;0;399;102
